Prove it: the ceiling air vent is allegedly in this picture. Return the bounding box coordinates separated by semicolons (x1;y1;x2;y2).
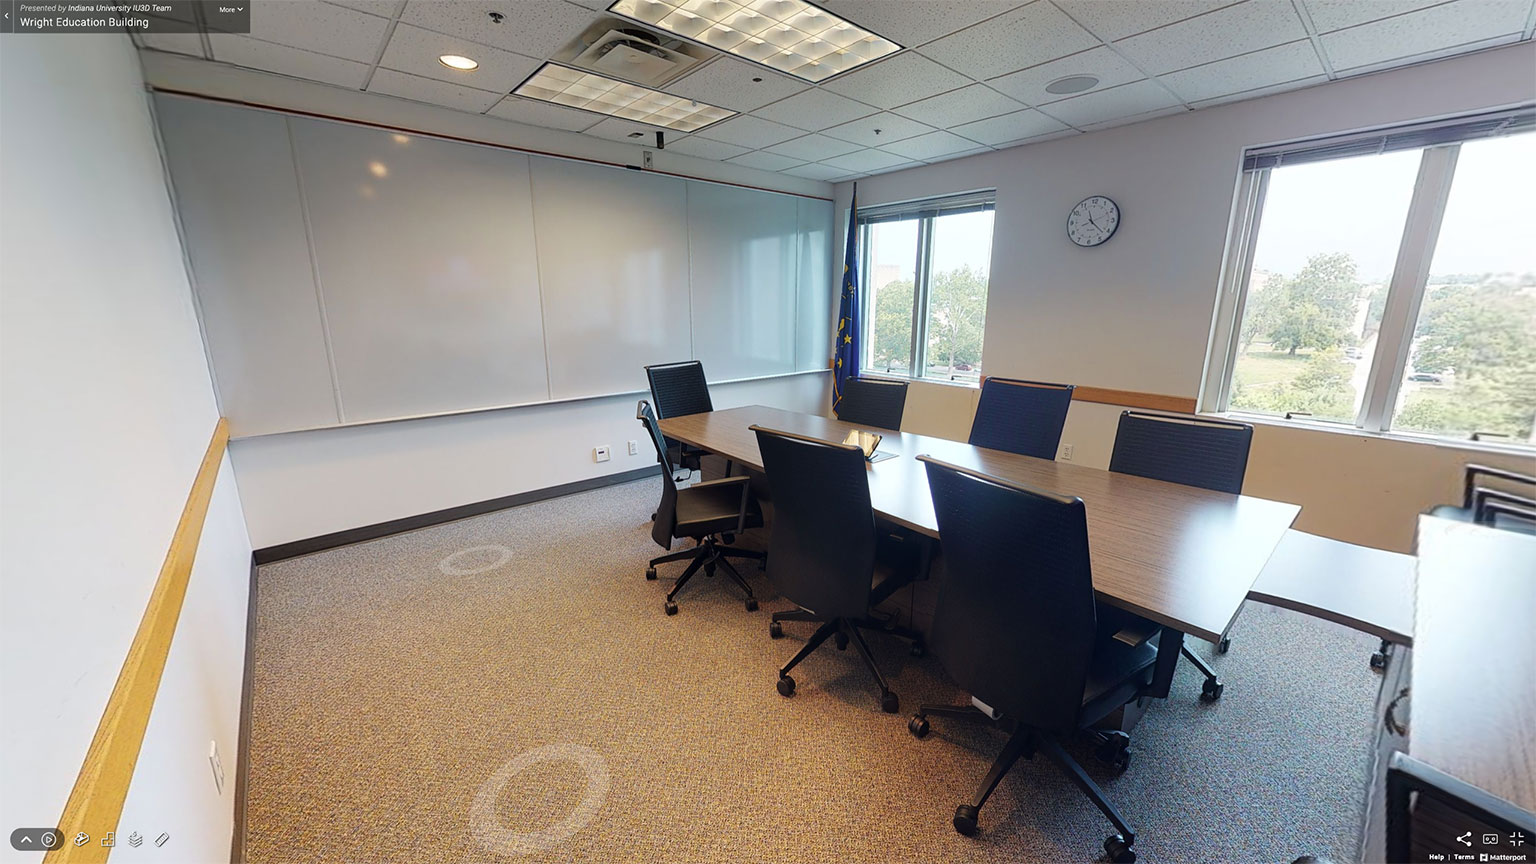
557;20;708;87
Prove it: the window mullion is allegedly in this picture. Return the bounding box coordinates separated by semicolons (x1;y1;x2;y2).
909;217;933;378
1358;145;1460;432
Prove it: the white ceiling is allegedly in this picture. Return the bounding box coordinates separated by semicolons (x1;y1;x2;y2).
135;0;1536;183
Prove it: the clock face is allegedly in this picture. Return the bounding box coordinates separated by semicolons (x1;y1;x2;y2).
1067;196;1120;247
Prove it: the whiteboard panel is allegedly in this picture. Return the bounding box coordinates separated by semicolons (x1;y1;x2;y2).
154;96;339;436
796;197;834;372
289;118;548;422
529;157;692;400
687;181;799;381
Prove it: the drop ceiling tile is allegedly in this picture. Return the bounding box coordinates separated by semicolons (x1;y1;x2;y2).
581;115;669;144
821;51;974;109
750;88;878;131
918;2;1100;81
987;46;1144;106
1303;0;1451;32
694;114;805;147
1054;0;1238;40
401;0;596;58
1160;40;1325;103
366;68;506;113
1113;0;1308;75
892;83;1025;128
818;1;1027;47
666;56;809;112
822;111;936;146
1080;104;1188;130
663;136;752;159
210;35;371;87
1039;79;1182;127
486;95;604;131
820;148;915;172
139;31;205;57
1319;0;1529;70
879;130;981;160
323;0;404;17
244;1;390;62
728;151;808;171
780;162;850;181
1189;74;1329;108
765;133;864;161
378;23;542;92
565;0;612;8
951;108;1069;145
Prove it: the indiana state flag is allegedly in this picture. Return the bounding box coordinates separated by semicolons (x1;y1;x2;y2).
833;184;860;410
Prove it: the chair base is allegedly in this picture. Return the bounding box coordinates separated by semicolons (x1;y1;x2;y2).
648;537;765;613
1181;643;1224;702
909;704;1137;858
775;617;900;713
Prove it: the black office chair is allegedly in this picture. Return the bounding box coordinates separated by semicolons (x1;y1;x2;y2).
751;424;909;713
968;377;1075;459
1108;410;1252;702
637;401;764;615
1426;463;1536;536
835;377;908;430
912;455;1154;861
645;360;715;477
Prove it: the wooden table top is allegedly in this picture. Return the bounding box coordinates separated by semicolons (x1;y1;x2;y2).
660;405;1300;642
1247;529;1416;647
1411;515;1536;814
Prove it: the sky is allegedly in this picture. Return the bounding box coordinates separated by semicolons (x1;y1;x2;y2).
865;210;995;284
1252;132;1536;283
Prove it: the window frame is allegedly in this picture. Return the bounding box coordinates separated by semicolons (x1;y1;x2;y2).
855;190;996;386
1199;107;1535;449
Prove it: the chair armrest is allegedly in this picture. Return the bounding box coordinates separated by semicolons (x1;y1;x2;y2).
1112;620;1162;647
693;475;752;534
1472;486;1536;522
1463;464;1536;508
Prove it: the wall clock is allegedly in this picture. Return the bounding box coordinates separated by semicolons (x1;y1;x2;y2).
1067;195;1120;247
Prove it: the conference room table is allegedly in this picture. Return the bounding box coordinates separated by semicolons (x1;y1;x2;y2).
658;405;1302;649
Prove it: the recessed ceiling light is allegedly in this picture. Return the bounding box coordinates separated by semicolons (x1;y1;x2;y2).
513;62;737;132
607;0;901;83
438;54;479;71
1045;74;1099;95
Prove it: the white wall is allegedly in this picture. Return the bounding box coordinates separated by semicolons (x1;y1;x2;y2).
835;43;1536;552
0;35;252;863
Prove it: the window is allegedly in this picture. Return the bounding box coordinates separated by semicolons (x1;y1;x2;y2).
858;192;995;384
1205;109;1536;447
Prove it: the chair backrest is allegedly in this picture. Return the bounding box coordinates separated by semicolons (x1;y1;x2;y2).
646;361;713;420
835;377;908;430
1108;411;1253;494
751;426;876;620
968;377;1075;459
920;455;1097;735
636;400;680;549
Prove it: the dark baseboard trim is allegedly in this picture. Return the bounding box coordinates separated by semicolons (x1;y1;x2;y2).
252;465;660;565
230;555;258;864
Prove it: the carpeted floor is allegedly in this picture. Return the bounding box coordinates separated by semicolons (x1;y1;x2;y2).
246;476;1380;864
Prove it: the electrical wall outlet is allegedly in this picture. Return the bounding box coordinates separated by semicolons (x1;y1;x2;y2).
594;446;611;463
1061;443;1074;461
627;440;638;456
209;741;225;795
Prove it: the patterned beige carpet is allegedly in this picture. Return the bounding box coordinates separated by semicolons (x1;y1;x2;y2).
246;476;1379;863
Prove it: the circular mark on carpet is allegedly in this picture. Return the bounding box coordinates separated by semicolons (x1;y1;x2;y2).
438;545;514;576
469;744;611;856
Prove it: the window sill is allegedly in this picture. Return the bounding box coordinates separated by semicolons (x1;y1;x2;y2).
1210;410;1536;458
860;371;980;391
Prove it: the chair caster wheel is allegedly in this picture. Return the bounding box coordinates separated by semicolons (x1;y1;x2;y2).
880;691;899;714
645;567;657;581
1200;678;1224;702
909;640;926;658
908;715;930;738
1217;637;1231;654
722;533;736;544
1104;834;1136;863
745;598;759;612
776;675;795;698
704;563;716;577
664;600;678;616
1369;651;1387;670
952;805;979;836
769;621;784;639
834;631;849;651
1095;731;1130;772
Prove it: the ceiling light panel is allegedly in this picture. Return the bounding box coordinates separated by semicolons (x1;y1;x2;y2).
608;0;901;83
514;63;736;131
